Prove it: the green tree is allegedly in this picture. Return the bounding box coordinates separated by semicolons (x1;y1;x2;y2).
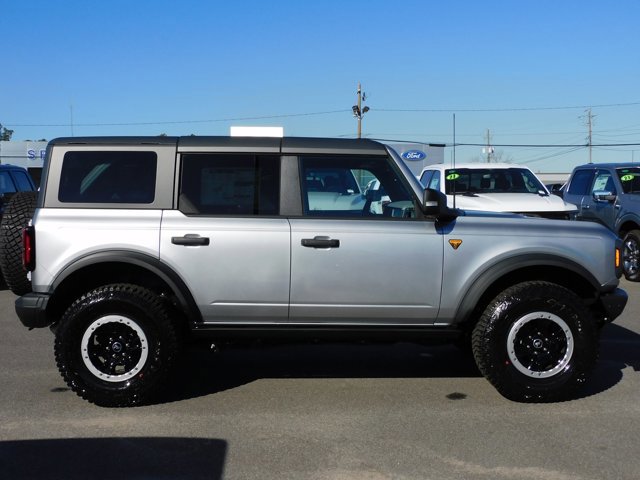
0;124;14;141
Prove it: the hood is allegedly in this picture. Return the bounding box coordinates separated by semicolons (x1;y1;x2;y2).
447;192;577;213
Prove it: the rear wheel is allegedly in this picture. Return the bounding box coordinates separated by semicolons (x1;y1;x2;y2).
472;281;597;402
0;191;37;295
54;284;180;407
622;230;640;281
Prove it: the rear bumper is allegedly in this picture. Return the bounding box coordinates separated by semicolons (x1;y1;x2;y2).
598;287;628;323
15;292;51;328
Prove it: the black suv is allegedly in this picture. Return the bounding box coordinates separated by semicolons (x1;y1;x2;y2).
0;164;36;215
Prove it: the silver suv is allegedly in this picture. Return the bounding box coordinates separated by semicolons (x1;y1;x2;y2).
14;136;627;406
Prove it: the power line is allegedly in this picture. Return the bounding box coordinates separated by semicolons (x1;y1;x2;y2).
7;100;640;128
376;101;640;113
452;142;640;147
5;110;351;127
520;147;585;165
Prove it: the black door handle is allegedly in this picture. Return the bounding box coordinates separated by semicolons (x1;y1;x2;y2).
301;236;340;248
172;235;210;246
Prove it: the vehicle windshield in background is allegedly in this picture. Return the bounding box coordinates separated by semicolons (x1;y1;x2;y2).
616;168;640;194
444;168;546;195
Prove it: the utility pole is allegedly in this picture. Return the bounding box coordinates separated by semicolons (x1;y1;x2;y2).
70;104;74;137
587;108;593;164
582;108;595;164
483;129;494;162
352;82;369;138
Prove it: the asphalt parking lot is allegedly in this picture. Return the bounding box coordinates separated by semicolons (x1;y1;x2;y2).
1;280;639;480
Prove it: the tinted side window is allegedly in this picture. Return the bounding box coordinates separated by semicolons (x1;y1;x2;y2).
428;171;441;191
59;151;157;203
0;172;17;194
616;167;640;194
300;155;415;218
11;171;34;191
592;170;616;194
179;154;279;215
567;170;594;196
419;170;433;187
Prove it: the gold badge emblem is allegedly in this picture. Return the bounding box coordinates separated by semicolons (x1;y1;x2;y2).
449;239;463;250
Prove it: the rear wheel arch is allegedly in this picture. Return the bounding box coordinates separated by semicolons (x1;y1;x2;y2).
46;252;201;329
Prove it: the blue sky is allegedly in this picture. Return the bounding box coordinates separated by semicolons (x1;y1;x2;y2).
2;0;640;172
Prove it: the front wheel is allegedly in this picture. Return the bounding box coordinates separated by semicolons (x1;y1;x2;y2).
472;281;598;402
54;284;180;407
622;230;640;281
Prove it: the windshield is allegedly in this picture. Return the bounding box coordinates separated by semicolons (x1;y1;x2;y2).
616;167;640;194
444;168;546;195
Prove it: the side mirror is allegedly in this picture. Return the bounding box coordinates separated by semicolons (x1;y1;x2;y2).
593;190;616;203
422;188;458;220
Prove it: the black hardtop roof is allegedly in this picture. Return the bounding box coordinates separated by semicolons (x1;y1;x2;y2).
48;136;388;155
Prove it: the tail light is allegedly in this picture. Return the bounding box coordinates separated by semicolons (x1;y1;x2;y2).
23;226;35;272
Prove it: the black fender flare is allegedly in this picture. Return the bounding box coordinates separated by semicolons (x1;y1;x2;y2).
50;250;202;325
453;253;602;325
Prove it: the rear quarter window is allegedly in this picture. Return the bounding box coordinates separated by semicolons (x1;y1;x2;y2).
58;151;157;203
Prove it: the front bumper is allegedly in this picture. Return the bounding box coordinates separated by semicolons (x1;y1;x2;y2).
598;287;628;323
15;292;51;329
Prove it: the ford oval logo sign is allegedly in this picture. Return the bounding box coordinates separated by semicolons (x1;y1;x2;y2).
402;150;426;161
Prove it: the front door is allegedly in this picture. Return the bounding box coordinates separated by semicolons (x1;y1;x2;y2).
289;154;443;325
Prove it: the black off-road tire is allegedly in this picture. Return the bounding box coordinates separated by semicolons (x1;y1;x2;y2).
472;281;598;403
54;284;180;407
0;191;37;295
622;230;640;281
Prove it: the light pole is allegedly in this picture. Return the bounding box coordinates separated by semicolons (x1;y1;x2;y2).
352;82;369;138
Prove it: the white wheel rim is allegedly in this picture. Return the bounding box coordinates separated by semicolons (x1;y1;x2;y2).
507;311;574;378
81;315;149;383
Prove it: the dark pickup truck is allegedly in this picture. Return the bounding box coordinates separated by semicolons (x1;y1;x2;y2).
562;163;640;281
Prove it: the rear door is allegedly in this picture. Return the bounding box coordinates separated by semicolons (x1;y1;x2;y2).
289;154;443;325
160;153;290;324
